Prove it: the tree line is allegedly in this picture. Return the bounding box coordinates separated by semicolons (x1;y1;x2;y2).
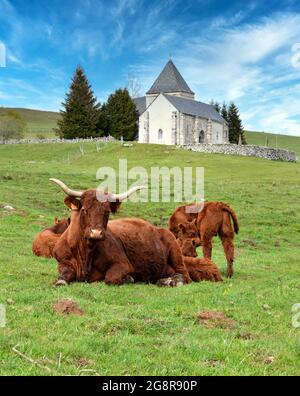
0;67;247;145
210;100;246;144
57;67;138;140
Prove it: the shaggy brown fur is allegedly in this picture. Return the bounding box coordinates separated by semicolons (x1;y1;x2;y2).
53;191;191;286
177;234;222;282
177;235;201;258
184;257;223;282
32;218;70;258
169;202;239;277
176;221;201;257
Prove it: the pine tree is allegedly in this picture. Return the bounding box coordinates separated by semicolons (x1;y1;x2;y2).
227;102;247;144
105;88;139;140
97;103;109;136
210;100;221;113
57;67;101;139
221;102;228;122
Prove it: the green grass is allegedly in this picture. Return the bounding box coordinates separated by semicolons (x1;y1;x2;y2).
245;131;300;156
0;107;59;137
0;141;300;376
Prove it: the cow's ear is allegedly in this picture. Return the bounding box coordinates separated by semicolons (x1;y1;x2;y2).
109;201;122;214
64;196;81;211
54;217;59;224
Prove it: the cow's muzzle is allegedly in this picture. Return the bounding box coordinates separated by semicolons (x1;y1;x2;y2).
87;229;106;241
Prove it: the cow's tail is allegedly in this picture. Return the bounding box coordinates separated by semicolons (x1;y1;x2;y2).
222;204;239;234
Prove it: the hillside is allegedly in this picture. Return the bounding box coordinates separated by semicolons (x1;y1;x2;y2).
0;141;299;375
245;131;300;156
0;107;60;137
1;108;300;155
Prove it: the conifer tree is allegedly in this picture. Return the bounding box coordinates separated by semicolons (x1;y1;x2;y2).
210;100;221;113
227;102;247;144
221;102;228;122
57;67;101;139
97;103;109;136
105;88;139;140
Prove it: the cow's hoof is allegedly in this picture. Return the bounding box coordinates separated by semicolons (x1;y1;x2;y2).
122;275;135;284
172;274;185;287
157;274;185;288
55;279;68;287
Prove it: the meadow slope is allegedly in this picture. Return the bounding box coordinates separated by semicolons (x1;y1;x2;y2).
1;106;300;154
0;141;299;376
245;131;300;156
0;107;59;137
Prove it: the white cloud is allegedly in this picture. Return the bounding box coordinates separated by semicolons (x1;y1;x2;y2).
173;13;300;135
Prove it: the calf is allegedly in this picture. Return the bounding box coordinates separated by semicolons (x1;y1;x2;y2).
176;231;222;283
184;257;223;282
32;218;70;258
169;202;239;278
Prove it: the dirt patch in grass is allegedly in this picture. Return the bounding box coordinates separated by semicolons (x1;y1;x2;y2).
53;299;85;316
17;210;28;217
197;311;237;330
242;239;258;248
235;332;256;340
263;356;275;365
74;357;94;368
203;358;225;368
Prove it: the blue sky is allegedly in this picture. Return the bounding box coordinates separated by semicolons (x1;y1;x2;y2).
1;0;300;135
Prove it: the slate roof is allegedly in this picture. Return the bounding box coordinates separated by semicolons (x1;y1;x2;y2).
164;94;226;123
133;96;146;115
146;60;194;95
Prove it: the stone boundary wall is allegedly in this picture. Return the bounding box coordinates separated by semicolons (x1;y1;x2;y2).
0;136;116;145
181;143;297;162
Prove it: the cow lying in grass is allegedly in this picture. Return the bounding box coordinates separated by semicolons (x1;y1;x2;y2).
50;179;192;287
169;202;239;278
32;215;221;284
176;231;222;282
183;257;223;282
32;218;70;258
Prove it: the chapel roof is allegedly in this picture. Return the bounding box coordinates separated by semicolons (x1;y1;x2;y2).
133;94;225;123
164;94;225;123
146;60;194;95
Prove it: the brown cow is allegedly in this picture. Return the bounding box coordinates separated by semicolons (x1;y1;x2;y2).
176;221;201;257
169;202;239;278
50;179;191;287
32;218;70;258
176;232;222;282
184;257;223;282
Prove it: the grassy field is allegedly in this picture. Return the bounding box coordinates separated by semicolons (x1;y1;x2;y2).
0;141;300;376
0;107;59;137
245;131;300;156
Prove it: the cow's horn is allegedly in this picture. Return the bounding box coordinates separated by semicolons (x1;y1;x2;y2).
109;186;147;202
50;178;83;197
